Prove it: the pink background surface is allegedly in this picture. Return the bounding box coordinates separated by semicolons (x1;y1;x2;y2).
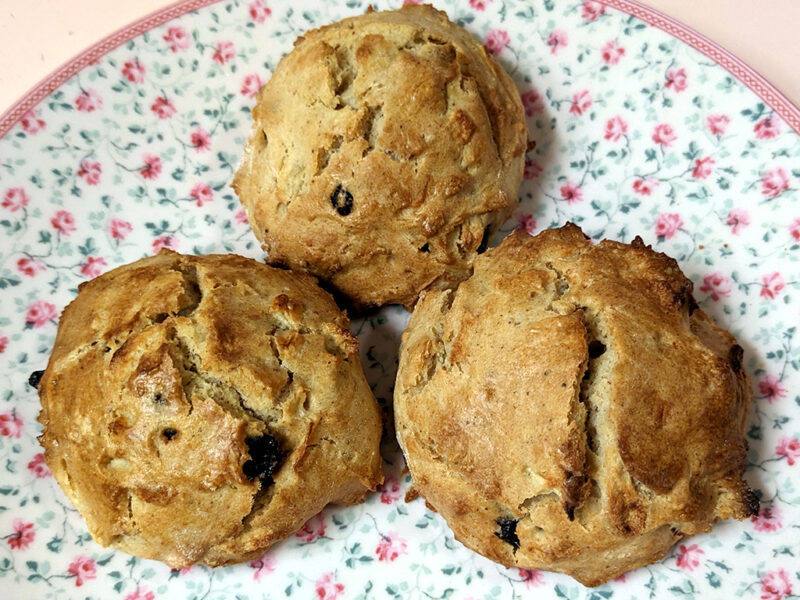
1;0;799;116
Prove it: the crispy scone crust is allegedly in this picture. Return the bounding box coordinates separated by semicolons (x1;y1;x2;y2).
233;4;527;309
394;224;757;586
38;250;383;567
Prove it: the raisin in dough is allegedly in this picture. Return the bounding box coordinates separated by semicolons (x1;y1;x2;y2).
37;250;383;567
233;4;528;309
394;224;758;586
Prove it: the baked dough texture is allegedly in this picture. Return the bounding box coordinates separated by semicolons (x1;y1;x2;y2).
394;224;758;586
37;250;383;567
233;4;528;309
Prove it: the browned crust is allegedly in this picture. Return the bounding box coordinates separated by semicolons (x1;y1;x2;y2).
394;224;757;586
37;249;383;567
232;4;528;309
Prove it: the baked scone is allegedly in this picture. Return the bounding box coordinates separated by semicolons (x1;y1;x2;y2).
394;224;758;586
37;250;383;567
233;4;528;309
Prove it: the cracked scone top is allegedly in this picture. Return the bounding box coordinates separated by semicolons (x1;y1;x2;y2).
394;224;758;586
232;4;528;309
37;250;383;567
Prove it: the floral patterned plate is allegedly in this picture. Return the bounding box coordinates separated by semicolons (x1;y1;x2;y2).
1;0;799;598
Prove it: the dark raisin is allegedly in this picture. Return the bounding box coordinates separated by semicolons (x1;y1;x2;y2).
162;428;178;441
154;393;165;404
477;227;491;254
242;434;284;487
588;340;606;359
330;184;354;216
729;344;744;373
28;370;45;389
419;243;430;253
494;517;520;549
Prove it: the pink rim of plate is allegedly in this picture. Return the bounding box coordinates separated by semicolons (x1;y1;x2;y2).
0;0;799;138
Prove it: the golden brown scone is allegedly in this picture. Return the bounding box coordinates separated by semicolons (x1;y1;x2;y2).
37;250;382;568
233;4;528;309
394;224;758;586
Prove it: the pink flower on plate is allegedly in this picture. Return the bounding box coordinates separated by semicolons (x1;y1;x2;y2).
601;40;625;65
547;30;568;55
760;272;785;300
560;181;583;204
376;532;408;562
760;568;793;600
296;513;326;542
754;117;781;140
665;67;687;92
234;209;249;225
485;29;510;55
75;88;102;112
27;453;52;478
190;183;214;207
51;210;76;235
2;187;30;212
140;154;162;180
315;573;344;600
699;273;731;301
80;256;107;279
68;555;96;587
249;555;276;581
524;158;543;180
776;437;800;466
17;257;45;277
692;156;715;179
518;213;537;234
109;217;133;240
378;476;402;504
212;41;236;65
632;178;658;196
761;168;790;198
151;96;176;119
7;519;34;550
751;504;783;533
469;0;492;10
241;74;264;98
121;59;145;84
726;208;751;235
75;89;102;112
78;159;101;185
249;0;272;23
707;114;730;136
655;212;683;239
569;90;592;116
651;123;677;146
124;588;155;600
25;300;57;328
604;115;628;142
152;236;178;253
0;412;23;438
518;568;544;588
164;26;191;52
789;218;800;242
675;543;704;571
520;89;545;116
20;110;45;134
190;128;211;152
0;334;7;354
581;1;605;21
759;374;787;402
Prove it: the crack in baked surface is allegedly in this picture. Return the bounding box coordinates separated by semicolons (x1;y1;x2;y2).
394;224;757;586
